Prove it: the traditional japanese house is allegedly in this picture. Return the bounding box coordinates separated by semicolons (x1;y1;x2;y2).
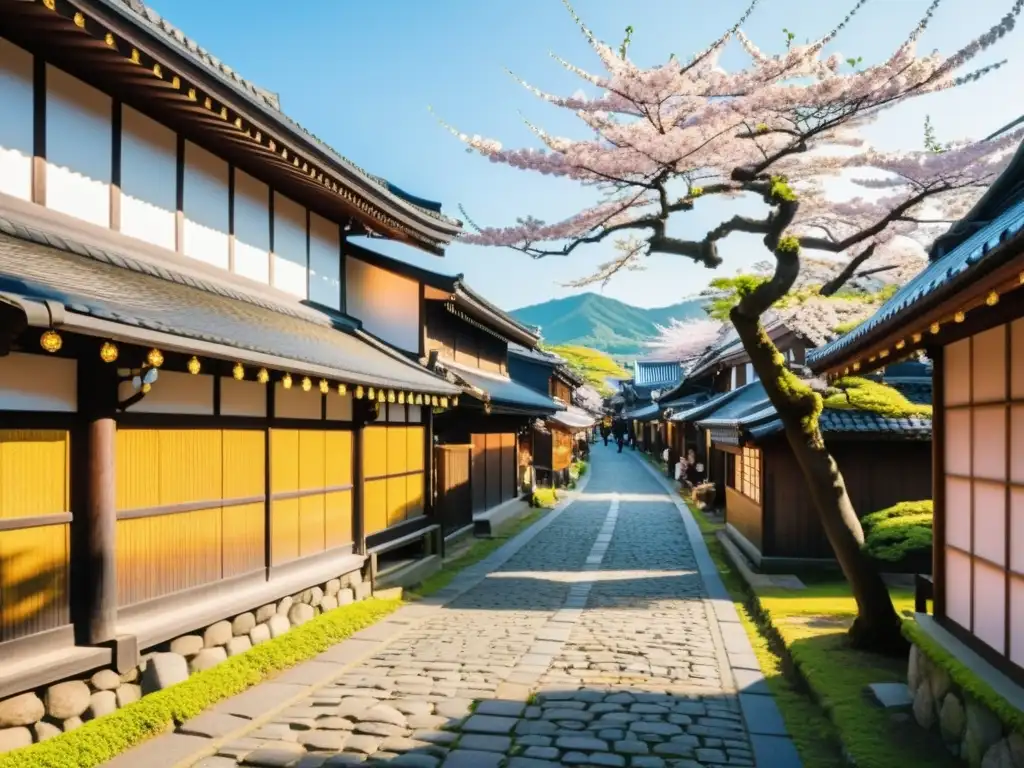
338;247;562;541
668;319;809;500
508;345;592;488
807;140;1024;696
692;364;933;568
621;358;684;453
0;0;463;724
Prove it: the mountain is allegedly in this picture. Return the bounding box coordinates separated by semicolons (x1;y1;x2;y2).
509;293;709;358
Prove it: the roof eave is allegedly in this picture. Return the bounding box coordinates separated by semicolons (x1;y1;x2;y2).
453;287;540;347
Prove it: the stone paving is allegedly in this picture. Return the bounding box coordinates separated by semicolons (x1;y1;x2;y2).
165;449;798;768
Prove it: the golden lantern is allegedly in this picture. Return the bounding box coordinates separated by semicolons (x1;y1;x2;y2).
415;394;424;405
233;362;244;380
879;349;889;359
257;367;270;384
355;385;364;399
930;322;941;335
141;383;151;394
398;392;405;405
301;376;312;392
367;387;376;400
440;396;449;408
843;367;850;375
40;329;62;353
337;383;347;396
387;390;396;403
187;356;202;375
912;333;923;343
152;63;162;79
852;362;861;372
954;311;965;323
99;341;119;363
319;379;329;394
895;339;906;350
453;396;459;407
407;392;415;404
377;389;386;403
104;32;115;47
147;348;164;368
986;290;999;307
73;12;85;28
282;373;293;389
431;396;439;407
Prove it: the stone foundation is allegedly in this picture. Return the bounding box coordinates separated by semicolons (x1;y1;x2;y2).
908;642;1024;767
0;567;370;755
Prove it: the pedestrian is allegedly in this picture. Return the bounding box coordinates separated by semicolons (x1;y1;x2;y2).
616;434;624;453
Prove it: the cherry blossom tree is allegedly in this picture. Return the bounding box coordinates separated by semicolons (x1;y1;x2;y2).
444;0;1024;650
645;317;726;365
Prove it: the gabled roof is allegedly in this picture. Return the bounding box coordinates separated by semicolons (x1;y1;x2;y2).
670;381;762;423
633;359;684;388
440;359;562;415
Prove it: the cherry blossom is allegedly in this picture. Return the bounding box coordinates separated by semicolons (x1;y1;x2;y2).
645;318;727;365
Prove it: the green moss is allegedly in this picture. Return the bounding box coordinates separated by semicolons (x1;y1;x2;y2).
0;598;402;768
690;186;705;198
833;319;862;336
531;487;559;508
822;377;932;419
770;175;798;203
903;619;1024;736
776;234;801;254
754;323;822;440
861;501;933;564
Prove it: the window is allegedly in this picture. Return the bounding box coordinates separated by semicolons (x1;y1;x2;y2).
732;446;761;503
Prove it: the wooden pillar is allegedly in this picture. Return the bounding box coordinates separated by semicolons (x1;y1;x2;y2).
352;401;366;557
72;354;118;646
931;345;946;619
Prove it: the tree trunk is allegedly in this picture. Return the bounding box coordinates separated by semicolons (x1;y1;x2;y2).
730;310;906;653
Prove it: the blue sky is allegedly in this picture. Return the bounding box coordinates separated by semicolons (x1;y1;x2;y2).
154;0;1022;311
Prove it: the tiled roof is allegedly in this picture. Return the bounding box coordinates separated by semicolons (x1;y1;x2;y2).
442;361;562;414
623;402;660;421
694;383;770;428
808;196;1024;370
670;382;759;423
0;219;458;393
95;0;460;232
658;394;706;412
634;360;683;387
551;405;596;430
508;343;562;366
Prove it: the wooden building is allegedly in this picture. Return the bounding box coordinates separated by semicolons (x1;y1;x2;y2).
0;0;464;718
692;367;933;568
808;140;1024;687
338;249;565;541
507;345;591;487
620;359;684;453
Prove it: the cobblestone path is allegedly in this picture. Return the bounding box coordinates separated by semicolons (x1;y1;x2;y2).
173;449;798;768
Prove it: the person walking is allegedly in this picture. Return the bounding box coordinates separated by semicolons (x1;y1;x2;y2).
611;417;626;453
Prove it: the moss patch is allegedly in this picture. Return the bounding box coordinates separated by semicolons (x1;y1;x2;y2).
822;377;932;419
0;598;402;768
685;496;959;768
531;487;559;508
862;500;933;564
902;620;1024;736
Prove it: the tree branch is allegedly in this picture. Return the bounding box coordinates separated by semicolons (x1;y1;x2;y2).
819;243;877;296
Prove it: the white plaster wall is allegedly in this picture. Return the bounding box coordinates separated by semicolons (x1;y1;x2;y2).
309;211;341;310
220;377;267;418
386;403;406;423
120;105;176;251
182;140;229;269
0;353;76;412
233;169;270;284
275;382;321;419
326;392;353;421
121;370;214;414
272;192;307;298
0;39;33;201
408;404;423;423
345;258;419;353
46;65;111;227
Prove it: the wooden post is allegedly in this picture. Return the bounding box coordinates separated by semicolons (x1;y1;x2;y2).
72;355;118;646
352;401;366;557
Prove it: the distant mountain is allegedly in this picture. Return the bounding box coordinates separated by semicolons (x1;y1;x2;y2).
509;292;709;358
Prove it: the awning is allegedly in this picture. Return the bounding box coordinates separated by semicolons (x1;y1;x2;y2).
0;213;458;394
441;360;562;414
550;405;596;430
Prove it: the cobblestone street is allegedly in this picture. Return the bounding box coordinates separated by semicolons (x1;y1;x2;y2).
119;448;799;768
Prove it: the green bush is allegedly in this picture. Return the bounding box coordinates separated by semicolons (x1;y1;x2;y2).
861;500;933;567
531;487;559;508
0;598;401;768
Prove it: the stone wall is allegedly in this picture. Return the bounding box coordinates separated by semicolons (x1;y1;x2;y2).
908;642;1024;767
0;567;369;755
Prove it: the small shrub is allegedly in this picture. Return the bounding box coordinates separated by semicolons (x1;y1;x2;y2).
861;500;933;570
531;487;559;508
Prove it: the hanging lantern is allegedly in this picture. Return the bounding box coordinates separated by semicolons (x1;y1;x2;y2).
453;396;459;407
319;379;329;394
912;333;923;344
187;356;202;375
301;376;312;392
39;330;62;354
257;367;270;384
398;392;405;405
440;396;449;408
986;290;1000;307
377;389;386;403
431;396;439;407
337;382;347;396
930;322;941;335
895;339;906;351
954;311;965;323
355;385;364;399
415;394;423;405
99;341;119;363
387;390;396;403
852;362;861;372
282;373;293;389
233;362;245;380
147;348;164;368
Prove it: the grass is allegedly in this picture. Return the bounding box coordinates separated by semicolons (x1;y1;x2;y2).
0;598;402;768
531;487;560;508
685;496;961;768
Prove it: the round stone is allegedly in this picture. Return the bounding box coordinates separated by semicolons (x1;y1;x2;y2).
250;622;272;645
226;636;252;657
288;602;315;627
320;595;338;613
115;684;142;708
309;586;324;606
203;621;233;648
268;615;291;638
0;693;44;728
231;612;256;636
189;647;228;674
325;579;341;596
33;720;62;741
90;669;121;691
85;691;117;721
0;727;32;753
255;604;277;623
276;596;293;615
169;635;204;657
44;681;91;720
